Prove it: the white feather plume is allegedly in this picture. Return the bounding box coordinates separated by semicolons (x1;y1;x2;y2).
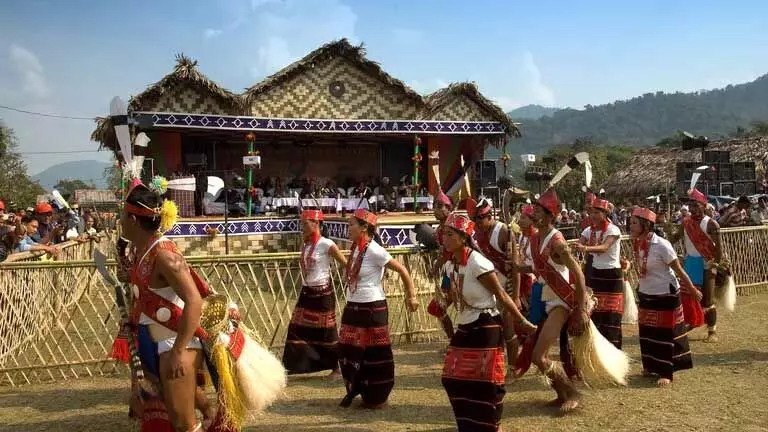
109;96;132;165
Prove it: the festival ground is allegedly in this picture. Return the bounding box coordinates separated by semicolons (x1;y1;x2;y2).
1;293;766;432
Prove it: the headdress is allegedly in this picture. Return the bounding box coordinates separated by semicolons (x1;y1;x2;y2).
591;199;611;212
472;197;492;219
300;209;324;221
632;207;657;223
445;213;475;237
687;165;710;205
429;150;454;209
353;208;377;226
124;177;178;232
521;204;535;217
688;188;708;205
536;187;560;216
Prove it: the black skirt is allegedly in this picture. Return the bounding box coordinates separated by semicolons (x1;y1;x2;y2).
338;300;394;406
638;290;693;380
442;313;506;432
282;283;339;374
587;266;624;349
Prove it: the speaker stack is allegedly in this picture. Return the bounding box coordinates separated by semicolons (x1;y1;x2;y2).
675;150;756;197
473;159;498;202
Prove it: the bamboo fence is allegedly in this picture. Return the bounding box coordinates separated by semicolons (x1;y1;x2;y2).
0;226;766;386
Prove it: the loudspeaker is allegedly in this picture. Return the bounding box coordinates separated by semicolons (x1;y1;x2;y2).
717;163;732;182
719;182;734;197
733;162;756;181
474;159;497;187
734;181;756;196
705;165;719;182
677;181;709;197
703;150;730;163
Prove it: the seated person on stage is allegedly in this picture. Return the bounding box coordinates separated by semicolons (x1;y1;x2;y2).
379;177;396;211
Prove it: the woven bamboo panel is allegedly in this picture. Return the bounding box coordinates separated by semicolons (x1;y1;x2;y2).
146;85;235;115
173;233;302;256
249;57;422;120
426;94;498;122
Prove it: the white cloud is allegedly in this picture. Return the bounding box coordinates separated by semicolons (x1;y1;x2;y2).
493;96;523;111
257;36;294;73
9;44;50;99
522;51;555;106
203;28;223;40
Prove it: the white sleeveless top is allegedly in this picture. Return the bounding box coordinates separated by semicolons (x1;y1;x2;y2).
489;222;504;253
683;216;711;257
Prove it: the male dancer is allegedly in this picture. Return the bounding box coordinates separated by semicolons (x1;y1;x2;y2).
429;189;456;340
667;188;723;342
472;198;520;365
515;188;589;412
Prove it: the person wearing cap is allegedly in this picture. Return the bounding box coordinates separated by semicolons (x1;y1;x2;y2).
440;212;535;432
471;198;521;367
512;188;589;413
571;198;624;349
283;209;347;377
666;188;723;343
31;201;59;244
339;208;418;409
630;208;696;387
427;189;457;343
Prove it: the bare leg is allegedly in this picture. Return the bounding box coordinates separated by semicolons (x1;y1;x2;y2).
501;312;520;366
159;349;203;431
703;271;718;343
532;307;580;413
195;387;215;428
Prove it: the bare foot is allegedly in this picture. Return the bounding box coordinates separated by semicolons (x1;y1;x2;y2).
705;332;719;343
201;407;216;430
656;378;672;387
545;397;566;407
560;398;580;413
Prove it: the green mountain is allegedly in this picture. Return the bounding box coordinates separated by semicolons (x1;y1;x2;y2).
31;160;110;190
507;73;768;155
507;104;561;120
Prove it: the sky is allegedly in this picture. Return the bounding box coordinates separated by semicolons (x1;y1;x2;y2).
1;0;767;175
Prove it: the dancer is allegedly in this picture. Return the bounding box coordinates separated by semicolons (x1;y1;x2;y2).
283;209;347;376
572;198;624;349
516;205;544;324
667;188;723;342
427;189;456;340
519;188;590;412
630;208;695;386
472;198;521;366
440;213;535;432
339;209;419;408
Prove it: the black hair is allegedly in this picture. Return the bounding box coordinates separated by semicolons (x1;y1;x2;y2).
20;215;35;225
355;217;383;245
126;185;163;232
319;221;329;238
737;196;751;206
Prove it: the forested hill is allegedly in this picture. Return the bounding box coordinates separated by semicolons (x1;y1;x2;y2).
508;73;768;154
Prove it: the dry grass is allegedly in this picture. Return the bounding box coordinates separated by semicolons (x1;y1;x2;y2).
1;294;767;432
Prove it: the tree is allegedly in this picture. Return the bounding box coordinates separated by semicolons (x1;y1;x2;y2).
102;157;122;192
522;138;636;209
749;120;768;137
0;122;46;209
53;179;95;202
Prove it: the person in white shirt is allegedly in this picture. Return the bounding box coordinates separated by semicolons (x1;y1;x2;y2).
630;207;697;387
283;209;348;377
572;198;624;349
339;209;418;409
439;212;534;432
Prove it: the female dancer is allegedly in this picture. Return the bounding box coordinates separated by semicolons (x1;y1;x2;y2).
630;207;696;387
440;213;535;431
283;209;347;376
339;209;419;408
571;199;624;349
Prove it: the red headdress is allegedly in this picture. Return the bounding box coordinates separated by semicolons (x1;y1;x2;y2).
300;209;324;221
521;204;535;217
591;199;611;212
353;208;377;226
688;188;707;205
445;213;475;237
469;197;492;220
632;207;657;223
536;187;560;216
435;190;453;209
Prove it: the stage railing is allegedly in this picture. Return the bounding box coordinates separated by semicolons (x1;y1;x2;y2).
0;226;767;386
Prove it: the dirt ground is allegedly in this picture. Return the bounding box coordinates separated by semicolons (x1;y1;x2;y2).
1;293;767;432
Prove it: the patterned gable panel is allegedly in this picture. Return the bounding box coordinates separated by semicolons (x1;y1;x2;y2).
425;94;498;123
249;57;421;120
149;85;236;115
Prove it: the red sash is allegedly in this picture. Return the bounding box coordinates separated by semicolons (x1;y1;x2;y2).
130;239;212;340
475;223;507;274
682;217;715;261
530;229;576;308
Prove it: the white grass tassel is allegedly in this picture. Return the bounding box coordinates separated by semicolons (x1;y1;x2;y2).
571;320;630;387
236;331;287;413
717;275;737;313
622;281;638;324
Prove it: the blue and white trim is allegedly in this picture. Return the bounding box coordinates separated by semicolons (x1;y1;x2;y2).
134;112;507;135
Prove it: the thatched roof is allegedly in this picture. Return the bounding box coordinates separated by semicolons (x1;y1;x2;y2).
423;82;518;136
243;38;423;108
129;54;242;112
602;137;768;199
90;116;116;152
